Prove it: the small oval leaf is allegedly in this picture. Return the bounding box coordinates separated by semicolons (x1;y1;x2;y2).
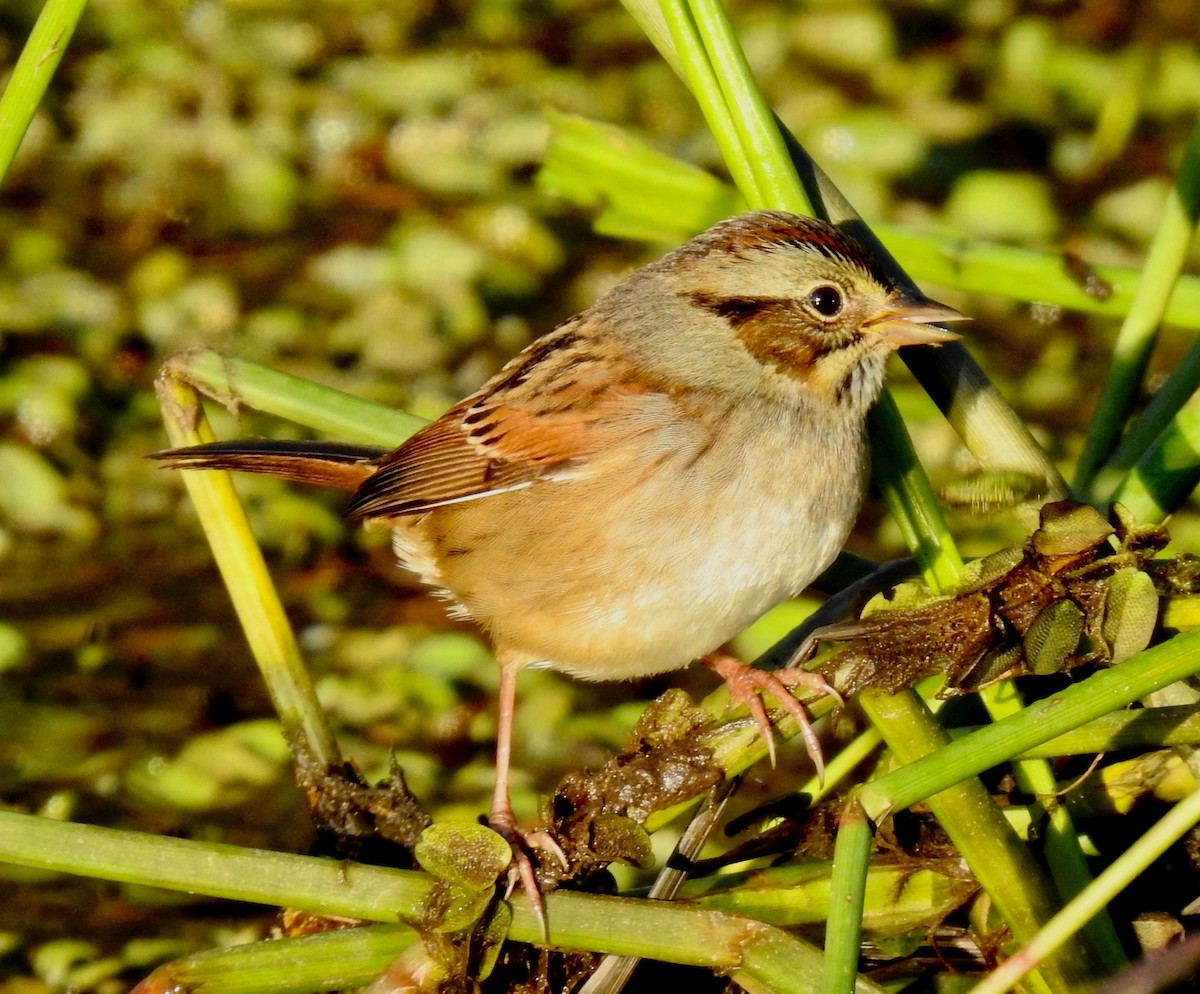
1025;600;1084;675
1103;568;1159;664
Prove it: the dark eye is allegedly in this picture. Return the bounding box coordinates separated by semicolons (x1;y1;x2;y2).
807;285;843;317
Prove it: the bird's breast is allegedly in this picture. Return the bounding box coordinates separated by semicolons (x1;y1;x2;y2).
390;395;868;680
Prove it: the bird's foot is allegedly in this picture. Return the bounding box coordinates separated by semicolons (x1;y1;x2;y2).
701;651;843;784
487;807;567;941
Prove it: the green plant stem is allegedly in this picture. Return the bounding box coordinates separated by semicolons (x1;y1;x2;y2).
984;702;1200;757
685;0;809;212
162;350;425;446
868;394;963;593
971;784;1200;994
1109;400;1200;522
0;810;432;918
130;928;422;994
0;0;87;186
1092;334;1200;496
154;371;342;769
0;810;886;994
658;0;764;207
979;682;1125;972
1075;114;1200;494
858;629;1200;816
823;802;873;994
859;690;1080;994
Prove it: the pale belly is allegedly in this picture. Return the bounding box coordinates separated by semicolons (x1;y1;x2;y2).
391;403;867;680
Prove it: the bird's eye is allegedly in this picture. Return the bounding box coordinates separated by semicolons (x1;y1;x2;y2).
807;285;843;318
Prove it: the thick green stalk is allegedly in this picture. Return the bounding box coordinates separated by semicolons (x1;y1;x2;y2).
154;372;343;769
823;803;874;994
685;0;810;212
981;682;1124;971
860;691;1082;994
658;0;764;207
858;630;1200;816
0;810;886;994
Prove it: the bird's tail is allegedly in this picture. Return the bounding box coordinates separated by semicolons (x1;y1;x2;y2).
151;439;387;491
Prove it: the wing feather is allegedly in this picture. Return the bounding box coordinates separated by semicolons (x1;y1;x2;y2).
346;319;658;519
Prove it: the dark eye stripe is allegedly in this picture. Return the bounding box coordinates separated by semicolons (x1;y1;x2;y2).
688;292;775;328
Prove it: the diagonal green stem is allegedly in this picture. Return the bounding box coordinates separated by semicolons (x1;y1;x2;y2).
1093;334;1200;497
858;629;1200;817
161;350;426;446
685;0;810;213
972;784;1200;994
1075;114;1200;494
658;0;764;207
0;0;88;185
1109;400;1200;522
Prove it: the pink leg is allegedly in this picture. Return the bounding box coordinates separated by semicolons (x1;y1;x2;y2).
700;652;842;783
488;661;566;939
489;661;521;835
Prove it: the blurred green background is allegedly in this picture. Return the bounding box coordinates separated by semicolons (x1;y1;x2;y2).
2;0;1200;989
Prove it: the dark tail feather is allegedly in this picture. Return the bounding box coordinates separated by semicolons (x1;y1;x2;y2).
150;439;387;491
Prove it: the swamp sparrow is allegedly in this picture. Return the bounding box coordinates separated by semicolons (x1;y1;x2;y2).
155;211;963;914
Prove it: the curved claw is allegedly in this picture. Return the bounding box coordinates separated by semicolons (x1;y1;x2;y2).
488;811;566;942
701;652;841;785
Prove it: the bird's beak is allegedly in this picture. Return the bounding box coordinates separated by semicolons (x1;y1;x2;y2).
864;297;967;348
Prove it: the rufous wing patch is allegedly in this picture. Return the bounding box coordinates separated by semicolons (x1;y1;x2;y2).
346;320;658;519
345;411;537;518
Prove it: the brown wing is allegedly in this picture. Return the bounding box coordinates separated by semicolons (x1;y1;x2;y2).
346;319;658;519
